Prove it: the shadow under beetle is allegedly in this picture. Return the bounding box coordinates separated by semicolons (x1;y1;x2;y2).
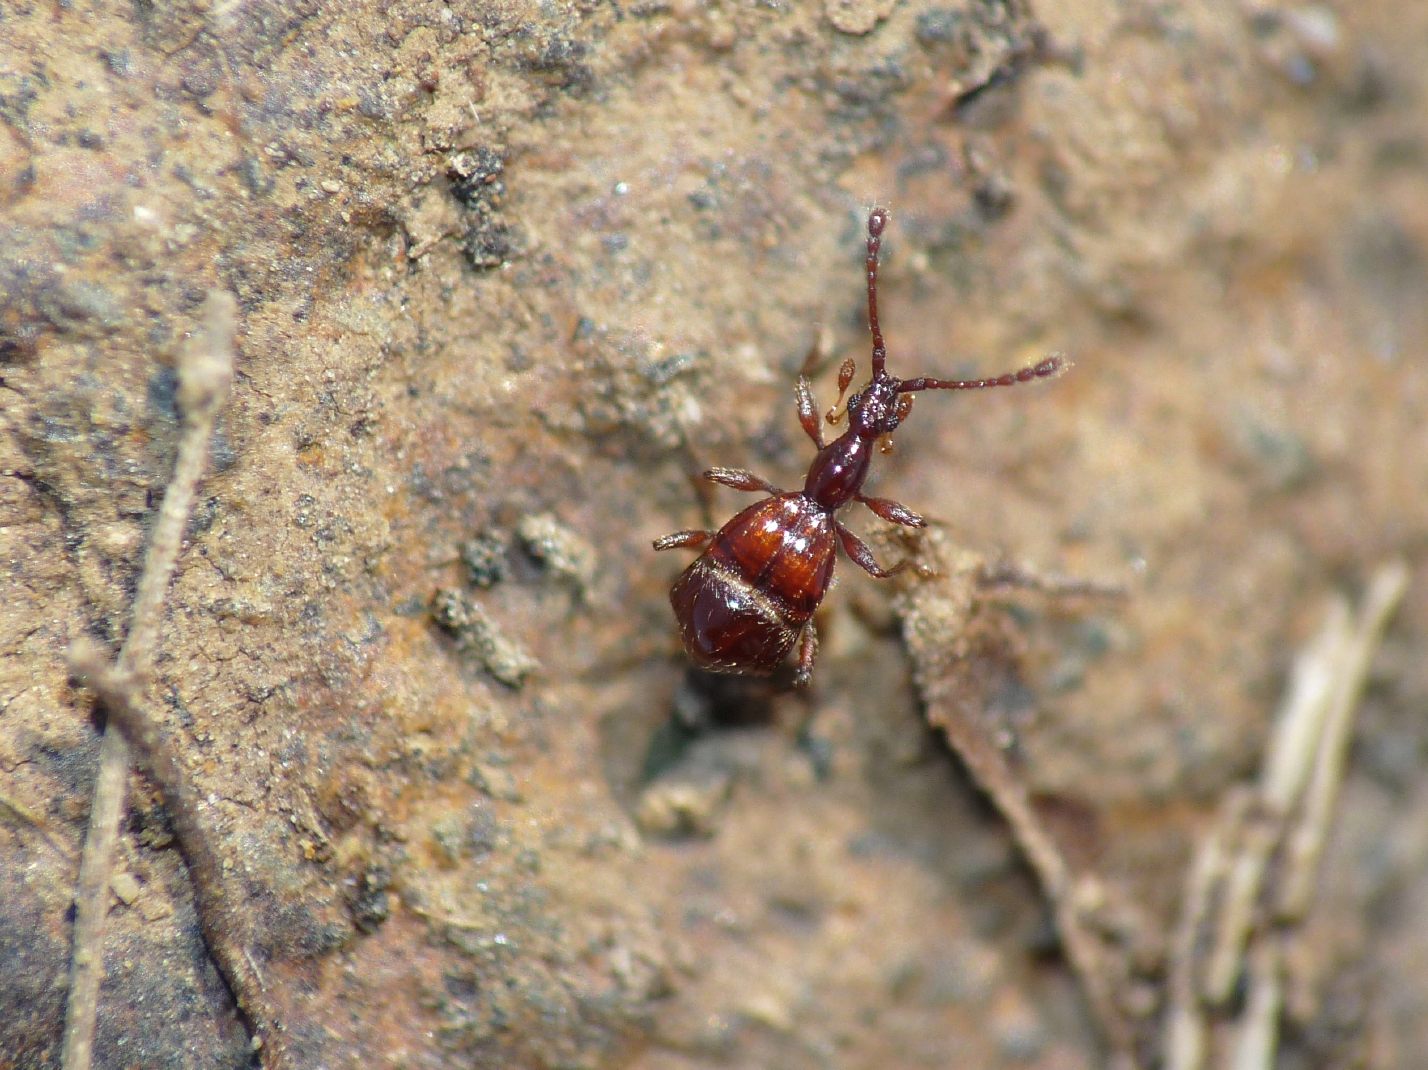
654;207;1066;685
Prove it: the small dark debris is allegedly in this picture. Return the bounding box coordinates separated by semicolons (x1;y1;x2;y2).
179;47;222;99
237;155;274;197
514;513;596;594
972;175;1015;219
0;337;35;365
346;865;391;933
356;88;390;121
462;215;517;270
459;532;507;588
520;34;595;95
915;9;965;47
146;365;180;422
448;147;507;208
638;351;697;387
101;49;132;76
430;588;537;687
186;494;220;538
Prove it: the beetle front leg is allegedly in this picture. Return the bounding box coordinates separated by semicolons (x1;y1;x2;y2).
795;377;824;449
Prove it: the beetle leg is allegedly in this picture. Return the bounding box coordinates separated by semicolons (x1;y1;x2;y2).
835;521;909;579
824;358;857;426
795;376;824;448
652;529;713;552
793;621;818;687
704;467;783;494
857;494;925;528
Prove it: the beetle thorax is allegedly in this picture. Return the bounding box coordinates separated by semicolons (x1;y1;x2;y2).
802;374;906;510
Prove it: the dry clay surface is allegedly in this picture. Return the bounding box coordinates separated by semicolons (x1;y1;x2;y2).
1;1;1425;1067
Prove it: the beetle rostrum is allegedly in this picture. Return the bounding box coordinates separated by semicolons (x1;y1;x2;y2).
653;207;1067;685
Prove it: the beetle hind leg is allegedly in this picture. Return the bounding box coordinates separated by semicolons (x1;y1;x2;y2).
793;621;818;687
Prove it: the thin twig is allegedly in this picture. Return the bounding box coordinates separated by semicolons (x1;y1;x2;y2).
926;691;1138;1060
124;292;236;679
62;293;236;1070
977;559;1130;602
890;528;1142;1064
58;734;130;1070
67;642;291;1067
0;790;77;862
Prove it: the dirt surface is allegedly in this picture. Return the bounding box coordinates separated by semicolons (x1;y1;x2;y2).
1;1;1425;1068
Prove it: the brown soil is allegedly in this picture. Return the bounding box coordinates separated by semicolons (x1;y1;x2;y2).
2;1;1425;1067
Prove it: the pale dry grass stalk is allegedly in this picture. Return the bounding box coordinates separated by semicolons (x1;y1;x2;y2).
1164;560;1408;1070
62;293;236;1070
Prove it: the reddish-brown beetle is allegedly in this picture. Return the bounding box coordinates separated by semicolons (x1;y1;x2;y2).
654;207;1066;684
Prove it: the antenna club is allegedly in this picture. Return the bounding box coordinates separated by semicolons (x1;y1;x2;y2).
868;208;888;238
1035;354;1070;379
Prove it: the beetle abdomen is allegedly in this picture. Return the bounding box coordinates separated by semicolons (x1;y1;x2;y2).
669;495;836;675
669;557;799;674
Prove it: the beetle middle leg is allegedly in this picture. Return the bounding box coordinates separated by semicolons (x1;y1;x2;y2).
703;468;784;495
653;529;713;552
835;521;910;578
857;494;925;528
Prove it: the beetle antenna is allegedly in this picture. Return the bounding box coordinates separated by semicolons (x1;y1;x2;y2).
866;208;889;379
896;354;1069;394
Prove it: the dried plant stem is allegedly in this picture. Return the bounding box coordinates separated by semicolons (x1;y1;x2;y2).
1164;792;1245;1070
1164;559;1408;1070
925;691;1139;1062
891;530;1141;1064
62;293;237;1070
1276;561;1409;920
1232;940;1284;1070
67;644;292;1067
59;730;130;1070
